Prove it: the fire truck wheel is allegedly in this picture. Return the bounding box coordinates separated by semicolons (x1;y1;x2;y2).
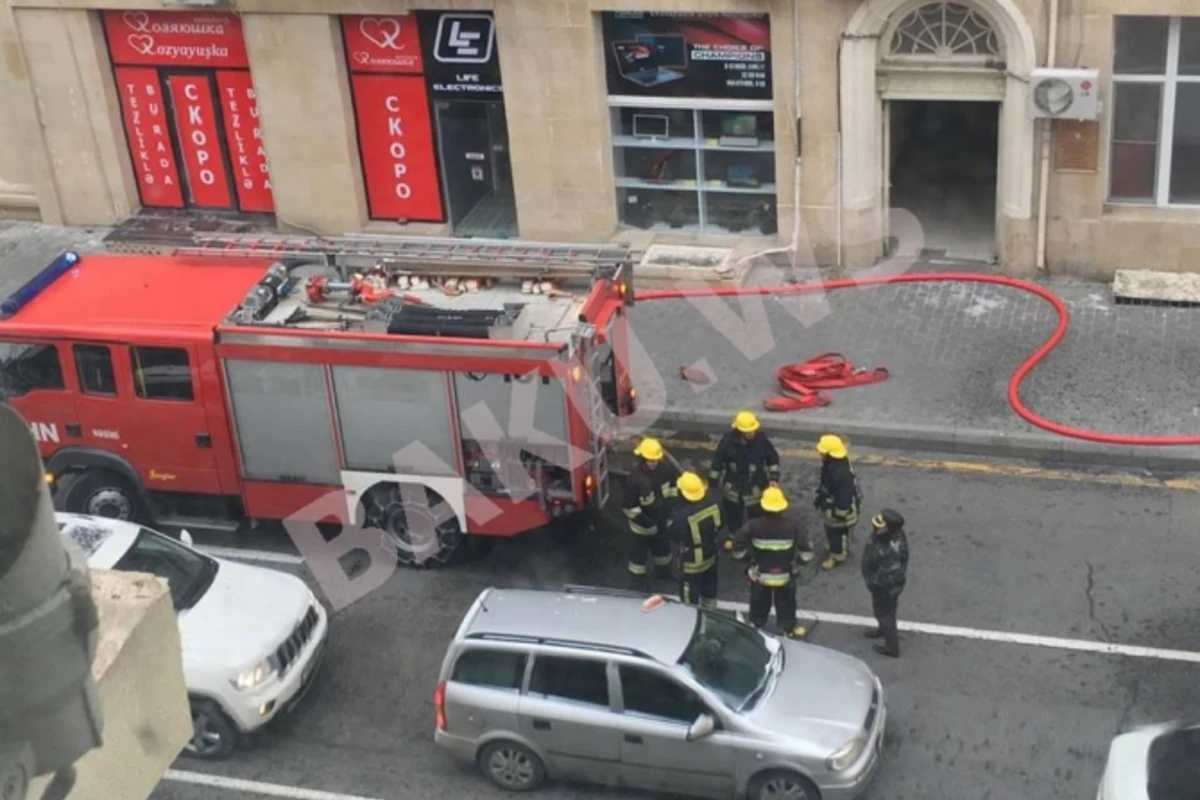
62;469;150;524
362;483;465;569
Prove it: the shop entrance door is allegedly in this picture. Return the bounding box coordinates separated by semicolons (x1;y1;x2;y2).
435;101;517;237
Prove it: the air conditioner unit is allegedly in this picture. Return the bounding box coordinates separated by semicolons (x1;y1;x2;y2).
1028;68;1100;121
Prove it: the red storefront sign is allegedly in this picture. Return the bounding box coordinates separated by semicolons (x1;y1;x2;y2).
215;71;274;213
102;10;249;68
349;74;442;222
167;75;232;208
114;67;184;208
341;15;424;74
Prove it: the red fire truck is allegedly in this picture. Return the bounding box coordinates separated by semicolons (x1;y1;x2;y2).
0;236;636;566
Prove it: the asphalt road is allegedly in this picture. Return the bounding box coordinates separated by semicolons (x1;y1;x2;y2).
146;444;1200;800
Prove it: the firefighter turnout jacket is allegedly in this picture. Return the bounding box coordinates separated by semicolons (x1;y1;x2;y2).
666;492;725;574
730;512;812;586
709;431;781;508
816;456;861;528
622;461;682;536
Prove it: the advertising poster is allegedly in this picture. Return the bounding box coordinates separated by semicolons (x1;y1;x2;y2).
348;74;444;222
342;15;424;74
113;67;184;208
416;11;503;98
601;12;771;100
103;10;249;69
166;75;233;208
215;71;274;213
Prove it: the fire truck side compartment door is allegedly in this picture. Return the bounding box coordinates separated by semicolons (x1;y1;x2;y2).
122;342;224;495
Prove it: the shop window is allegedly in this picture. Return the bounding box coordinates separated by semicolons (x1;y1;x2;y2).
225;360;340;484
602;12;777;235
0;342;64;399
453;372;572;498
130;347;193;402
74;345;116;396
611;105;777;234
1110;17;1200;205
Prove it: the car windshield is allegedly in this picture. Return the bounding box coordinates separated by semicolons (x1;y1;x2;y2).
677;609;773;710
1148;725;1200;800
113;529;218;611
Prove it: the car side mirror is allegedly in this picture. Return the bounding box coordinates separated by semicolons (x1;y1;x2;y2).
687;713;715;741
179;529;194;547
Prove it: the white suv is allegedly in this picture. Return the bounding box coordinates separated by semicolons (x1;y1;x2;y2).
56;512;328;759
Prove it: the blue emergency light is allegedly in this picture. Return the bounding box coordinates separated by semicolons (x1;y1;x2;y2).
0;251;79;319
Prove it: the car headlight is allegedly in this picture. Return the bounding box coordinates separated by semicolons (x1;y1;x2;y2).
826;735;867;771
232;659;276;691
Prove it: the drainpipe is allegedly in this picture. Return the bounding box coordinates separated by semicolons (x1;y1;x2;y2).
1035;0;1060;270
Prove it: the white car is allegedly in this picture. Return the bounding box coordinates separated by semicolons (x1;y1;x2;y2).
56;512;328;759
1097;722;1200;800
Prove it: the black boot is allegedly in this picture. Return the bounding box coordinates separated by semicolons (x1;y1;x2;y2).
873;643;900;658
863;628;883;639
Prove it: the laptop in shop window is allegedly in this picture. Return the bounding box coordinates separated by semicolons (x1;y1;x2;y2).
612;41;684;88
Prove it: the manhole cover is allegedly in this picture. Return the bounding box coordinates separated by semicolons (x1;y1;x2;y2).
640;245;732;270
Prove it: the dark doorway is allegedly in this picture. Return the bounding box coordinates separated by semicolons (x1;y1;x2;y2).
434;100;518;238
888;100;999;261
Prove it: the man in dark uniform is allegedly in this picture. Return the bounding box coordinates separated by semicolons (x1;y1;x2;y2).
725;486;814;639
666;472;724;609
709;410;781;537
621;437;680;588
861;509;910;658
813;434;861;570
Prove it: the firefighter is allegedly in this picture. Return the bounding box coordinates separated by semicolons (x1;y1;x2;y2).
861;509;910;658
725;486;814;639
814;434;861;570
666;472;724;609
709;410;781;537
622;437;681;587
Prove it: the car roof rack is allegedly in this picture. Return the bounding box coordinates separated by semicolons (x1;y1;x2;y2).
561;584;654;600
467;632;650;659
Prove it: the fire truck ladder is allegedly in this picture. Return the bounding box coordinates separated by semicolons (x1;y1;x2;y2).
173;233;637;282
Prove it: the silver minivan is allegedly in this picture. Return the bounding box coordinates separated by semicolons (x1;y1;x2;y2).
433;587;885;799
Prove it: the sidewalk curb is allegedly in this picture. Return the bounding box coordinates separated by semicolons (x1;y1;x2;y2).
644;407;1200;473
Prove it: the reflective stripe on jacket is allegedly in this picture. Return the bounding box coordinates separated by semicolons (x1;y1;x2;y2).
730;512;810;585
623;461;682;536
666;493;723;574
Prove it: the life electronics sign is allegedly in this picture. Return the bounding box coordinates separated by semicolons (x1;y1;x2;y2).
103;10;274;214
601;12;771;100
343;16;443;222
416;11;503;98
102;10;249;68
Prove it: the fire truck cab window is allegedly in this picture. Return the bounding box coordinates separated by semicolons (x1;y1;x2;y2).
453;372;572;497
225;360;341;484
130;346;193;402
74;344;116;396
0;342;64;398
331;366;456;475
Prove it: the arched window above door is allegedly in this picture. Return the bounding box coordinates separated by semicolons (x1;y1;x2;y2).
885;2;1004;66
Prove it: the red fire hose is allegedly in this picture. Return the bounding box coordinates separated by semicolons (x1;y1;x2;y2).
638;273;1200;447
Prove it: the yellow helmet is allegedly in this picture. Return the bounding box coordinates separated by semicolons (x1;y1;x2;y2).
633;437;664;461
732;410;760;433
761;486;788;513
816;434;848;459
676;472;706;502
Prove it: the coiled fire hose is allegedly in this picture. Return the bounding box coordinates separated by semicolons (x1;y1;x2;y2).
638;273;1200;447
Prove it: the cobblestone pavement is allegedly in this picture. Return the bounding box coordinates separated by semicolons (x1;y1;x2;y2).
627;261;1200;464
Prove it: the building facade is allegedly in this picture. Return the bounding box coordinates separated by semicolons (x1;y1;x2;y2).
0;0;1196;278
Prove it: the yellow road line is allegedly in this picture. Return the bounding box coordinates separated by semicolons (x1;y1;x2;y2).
652;436;1200;493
